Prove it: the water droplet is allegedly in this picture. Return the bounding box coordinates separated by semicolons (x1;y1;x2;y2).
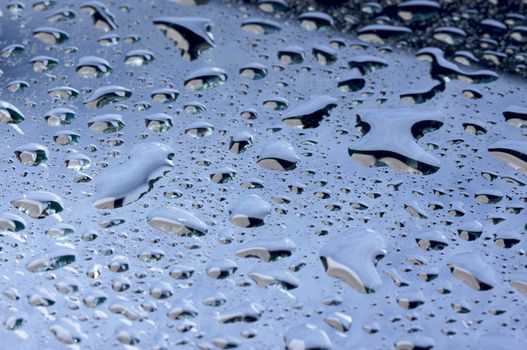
320;228;386;293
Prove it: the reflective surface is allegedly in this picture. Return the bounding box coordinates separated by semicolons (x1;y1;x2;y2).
0;0;526;349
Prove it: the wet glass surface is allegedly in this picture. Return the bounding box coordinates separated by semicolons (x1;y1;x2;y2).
0;0;526;349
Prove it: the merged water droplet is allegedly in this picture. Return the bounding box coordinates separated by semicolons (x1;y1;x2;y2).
1;1;526;348
348;108;444;175
417;47;499;83
447;252;496;291
94;143;174;208
81;1;118;31
282;95;337;129
320;228;387;294
153;17;214;60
